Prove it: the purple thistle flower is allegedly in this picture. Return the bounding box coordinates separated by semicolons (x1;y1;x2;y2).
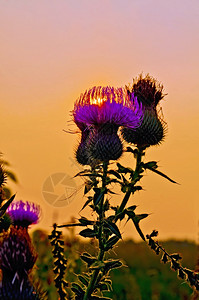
73;86;144;163
7;200;40;228
73;86;143;129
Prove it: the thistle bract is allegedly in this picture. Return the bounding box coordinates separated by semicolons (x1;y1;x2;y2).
0;226;37;279
75;127;91;166
7;200;40;228
122;109;166;147
88;123;123;162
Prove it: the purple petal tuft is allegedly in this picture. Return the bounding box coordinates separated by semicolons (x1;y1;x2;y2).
7;200;40;227
73;86;143;129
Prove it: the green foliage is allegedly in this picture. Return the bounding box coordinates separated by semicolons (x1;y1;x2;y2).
34;230;197;300
146;231;199;291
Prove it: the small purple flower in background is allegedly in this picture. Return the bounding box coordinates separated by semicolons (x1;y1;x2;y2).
122;74;167;148
7;200;40;228
73;86;143;163
0;200;45;299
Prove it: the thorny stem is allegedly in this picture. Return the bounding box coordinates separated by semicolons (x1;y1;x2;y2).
116;147;144;219
83;161;108;300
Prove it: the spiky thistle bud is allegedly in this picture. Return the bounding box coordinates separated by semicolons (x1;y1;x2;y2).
131;73;165;108
122;74;167;148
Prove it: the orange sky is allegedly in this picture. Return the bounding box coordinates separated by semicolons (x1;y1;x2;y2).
1;0;199;241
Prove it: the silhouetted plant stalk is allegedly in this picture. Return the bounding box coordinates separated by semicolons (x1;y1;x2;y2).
146;230;199;291
49;224;68;300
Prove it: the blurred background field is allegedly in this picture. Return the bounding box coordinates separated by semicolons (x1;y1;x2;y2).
32;228;198;300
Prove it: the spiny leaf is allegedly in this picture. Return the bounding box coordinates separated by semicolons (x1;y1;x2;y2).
143;164;178;184
80;253;97;266
171;259;180;271
80;196;93;211
71;282;84;296
133;214;149;223
130;214;148;241
117;163;133;174
93;188;106;206
149;230;159;238
84;180;94;195
103;259;123;272
79;217;95;226
104;235;120;251
78;274;89;286
178;268;186;279
170;253;182;261
79;228;96;238
97;282;111;292
107;170;121;179
0;194;16;217
104;220;121;238
126;205;137;212
161;253;169;264
74;169;91;177
143;161;158;169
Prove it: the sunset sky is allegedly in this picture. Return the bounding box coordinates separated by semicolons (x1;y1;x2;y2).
1;0;199;241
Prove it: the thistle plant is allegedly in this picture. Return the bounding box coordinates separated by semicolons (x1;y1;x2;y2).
48;223;68;300
0;200;46;299
50;75;199;299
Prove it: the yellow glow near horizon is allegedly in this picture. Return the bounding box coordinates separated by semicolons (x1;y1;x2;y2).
0;0;198;241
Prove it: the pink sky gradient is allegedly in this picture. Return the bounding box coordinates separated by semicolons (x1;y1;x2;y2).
1;0;199;241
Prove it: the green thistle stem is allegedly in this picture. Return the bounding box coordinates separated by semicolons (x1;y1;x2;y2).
116;147;144;219
83;162;108;300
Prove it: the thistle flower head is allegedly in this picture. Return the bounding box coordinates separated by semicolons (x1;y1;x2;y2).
128;73;165;108
7;200;40;228
73;86;143;129
73;86;144;163
0;226;37;278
